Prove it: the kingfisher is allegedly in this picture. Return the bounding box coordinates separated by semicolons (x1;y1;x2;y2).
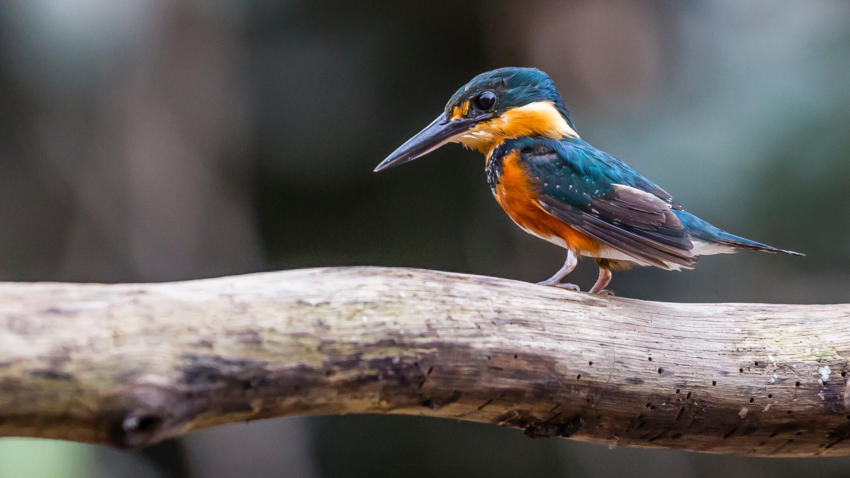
374;67;802;294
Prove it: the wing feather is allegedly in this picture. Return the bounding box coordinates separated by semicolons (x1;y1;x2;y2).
516;140;696;270
538;196;696;269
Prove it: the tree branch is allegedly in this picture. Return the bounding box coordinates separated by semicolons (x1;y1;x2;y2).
0;267;847;456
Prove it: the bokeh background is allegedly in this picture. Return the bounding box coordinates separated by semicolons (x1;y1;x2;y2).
1;0;849;476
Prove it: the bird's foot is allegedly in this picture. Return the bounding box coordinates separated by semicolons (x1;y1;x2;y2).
555;283;581;291
594;289;615;296
537;280;580;291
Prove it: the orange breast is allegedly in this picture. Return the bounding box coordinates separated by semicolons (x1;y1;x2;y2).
494;150;600;255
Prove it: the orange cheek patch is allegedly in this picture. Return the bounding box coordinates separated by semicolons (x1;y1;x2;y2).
494;150;600;255
458;101;579;158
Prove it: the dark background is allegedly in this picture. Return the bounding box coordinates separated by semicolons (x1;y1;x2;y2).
1;0;850;477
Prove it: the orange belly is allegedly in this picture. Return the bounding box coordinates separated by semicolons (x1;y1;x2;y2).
494;150;600;255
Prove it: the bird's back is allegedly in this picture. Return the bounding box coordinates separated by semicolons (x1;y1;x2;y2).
487;136;802;266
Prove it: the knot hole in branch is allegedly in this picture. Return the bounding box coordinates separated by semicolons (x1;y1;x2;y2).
109;410;166;449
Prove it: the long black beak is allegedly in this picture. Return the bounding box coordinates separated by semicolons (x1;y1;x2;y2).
374;114;478;172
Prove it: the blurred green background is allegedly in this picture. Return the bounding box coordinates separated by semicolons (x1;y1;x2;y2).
1;0;850;477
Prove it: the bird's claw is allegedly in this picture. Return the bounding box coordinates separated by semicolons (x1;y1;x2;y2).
537;281;580;291
556;283;581;291
595;289;615;296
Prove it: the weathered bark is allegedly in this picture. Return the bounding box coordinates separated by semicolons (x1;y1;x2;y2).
0;267;847;456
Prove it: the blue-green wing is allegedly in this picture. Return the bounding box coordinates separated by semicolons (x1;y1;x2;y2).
514;138;696;269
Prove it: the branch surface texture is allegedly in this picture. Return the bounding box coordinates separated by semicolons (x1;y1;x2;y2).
0;267;847;456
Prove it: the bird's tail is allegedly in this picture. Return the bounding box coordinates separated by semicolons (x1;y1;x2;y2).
674;210;805;257
712;232;805;256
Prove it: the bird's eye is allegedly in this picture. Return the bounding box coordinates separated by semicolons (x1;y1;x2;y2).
474;91;496;111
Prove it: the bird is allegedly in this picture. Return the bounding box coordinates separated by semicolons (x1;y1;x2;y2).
374;67;803;295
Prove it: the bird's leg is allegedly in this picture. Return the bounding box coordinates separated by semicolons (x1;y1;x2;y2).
589;266;614;295
537;249;580;291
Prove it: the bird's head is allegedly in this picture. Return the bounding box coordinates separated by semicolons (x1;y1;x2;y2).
375;67;578;172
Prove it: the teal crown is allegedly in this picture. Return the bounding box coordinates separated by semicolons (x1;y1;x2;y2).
446;67;576;129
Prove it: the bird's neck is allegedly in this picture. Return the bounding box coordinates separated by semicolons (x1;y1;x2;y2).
456;101;579;161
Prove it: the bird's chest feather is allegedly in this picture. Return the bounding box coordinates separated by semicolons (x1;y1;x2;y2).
487;149;599;253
